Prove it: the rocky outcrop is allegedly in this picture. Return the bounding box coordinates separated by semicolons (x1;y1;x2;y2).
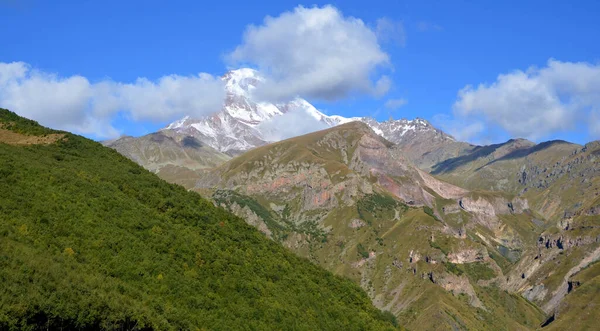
584;204;600;216
542;245;600;313
458;196;502;229
436;273;484;308
522;284;547;302
447;248;486;264
458;195;531;230
225;202;273;238
349;219;367;229
537;234;600;250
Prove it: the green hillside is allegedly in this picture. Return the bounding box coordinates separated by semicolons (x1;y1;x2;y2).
0;109;398;330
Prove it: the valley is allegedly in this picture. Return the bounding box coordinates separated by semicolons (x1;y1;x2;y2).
104;72;600;330
3;2;600;330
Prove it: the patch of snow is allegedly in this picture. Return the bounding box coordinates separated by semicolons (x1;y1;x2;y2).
166;116;190;130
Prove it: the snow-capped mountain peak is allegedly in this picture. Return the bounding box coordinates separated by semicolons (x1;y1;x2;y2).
223;68;262;97
163;68;455;154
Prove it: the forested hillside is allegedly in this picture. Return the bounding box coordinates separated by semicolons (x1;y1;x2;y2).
0;109;398;330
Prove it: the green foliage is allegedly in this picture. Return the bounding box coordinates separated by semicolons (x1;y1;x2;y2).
357;243;370;259
0;108;58;136
488;250;512;273
443;262;495;282
444;262;464;276
212;190;329;243
0;109;397;330
461;263;496;282
357;193;407;225
423;206;442;223
429;240;449;255
297;220;328;243
212;189;289;240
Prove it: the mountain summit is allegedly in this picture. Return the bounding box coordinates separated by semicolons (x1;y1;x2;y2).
160;68;463;162
108;68;469;177
162;68;349;155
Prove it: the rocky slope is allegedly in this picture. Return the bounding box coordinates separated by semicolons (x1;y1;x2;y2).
430;137;600;328
104;129;231;188
193;123;550;330
108;68;471;178
102;68;600;329
431;137;600;222
362;118;475;171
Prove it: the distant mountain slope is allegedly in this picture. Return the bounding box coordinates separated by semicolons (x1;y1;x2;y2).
430;138;591;220
429;136;600;326
114;68;469;173
194;122;549;330
105;129;230;171
104;129;231;188
0;108;397;330
362;118;475;171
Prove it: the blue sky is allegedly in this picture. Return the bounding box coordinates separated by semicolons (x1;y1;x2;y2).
1;0;600;144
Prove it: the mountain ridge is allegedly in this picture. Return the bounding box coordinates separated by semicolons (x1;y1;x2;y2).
192;121;555;330
0;108;399;330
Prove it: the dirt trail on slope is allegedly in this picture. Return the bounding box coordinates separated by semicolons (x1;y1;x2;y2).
0;125;64;146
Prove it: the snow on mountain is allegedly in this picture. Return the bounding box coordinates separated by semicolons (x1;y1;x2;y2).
163;68;453;155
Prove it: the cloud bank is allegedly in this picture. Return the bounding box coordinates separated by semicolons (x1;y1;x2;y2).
454;59;600;141
257;109;329;141
227;5;391;102
384;98;407;110
0;62;225;139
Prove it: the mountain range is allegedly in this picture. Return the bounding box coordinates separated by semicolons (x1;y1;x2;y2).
107;68;469;173
0;108;399;330
84;69;600;329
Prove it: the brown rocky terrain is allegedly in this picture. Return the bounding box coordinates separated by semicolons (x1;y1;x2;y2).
0;123;64;145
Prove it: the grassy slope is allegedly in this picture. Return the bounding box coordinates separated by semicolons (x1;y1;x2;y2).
545;262;600;330
212;189;546;330
197;124;548;330
0;109;397;330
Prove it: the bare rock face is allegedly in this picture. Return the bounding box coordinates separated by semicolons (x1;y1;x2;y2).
584;204;600;216
537;234;599;250
447;248;486;264
348;129;468;206
436;273;484;308
459;196;502;229
522;284;548;302
227;202;273;238
458;195;531;230
349;219;367;229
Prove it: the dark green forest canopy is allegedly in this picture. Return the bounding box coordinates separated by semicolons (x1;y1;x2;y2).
0;109;397;330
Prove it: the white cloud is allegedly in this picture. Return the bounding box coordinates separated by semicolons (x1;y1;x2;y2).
454;59;600;141
591;110;600;137
227;5;391;102
0;62;225;139
432;114;486;143
257;109;328;141
384;98;407;110
110;73;225;122
376;18;406;46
